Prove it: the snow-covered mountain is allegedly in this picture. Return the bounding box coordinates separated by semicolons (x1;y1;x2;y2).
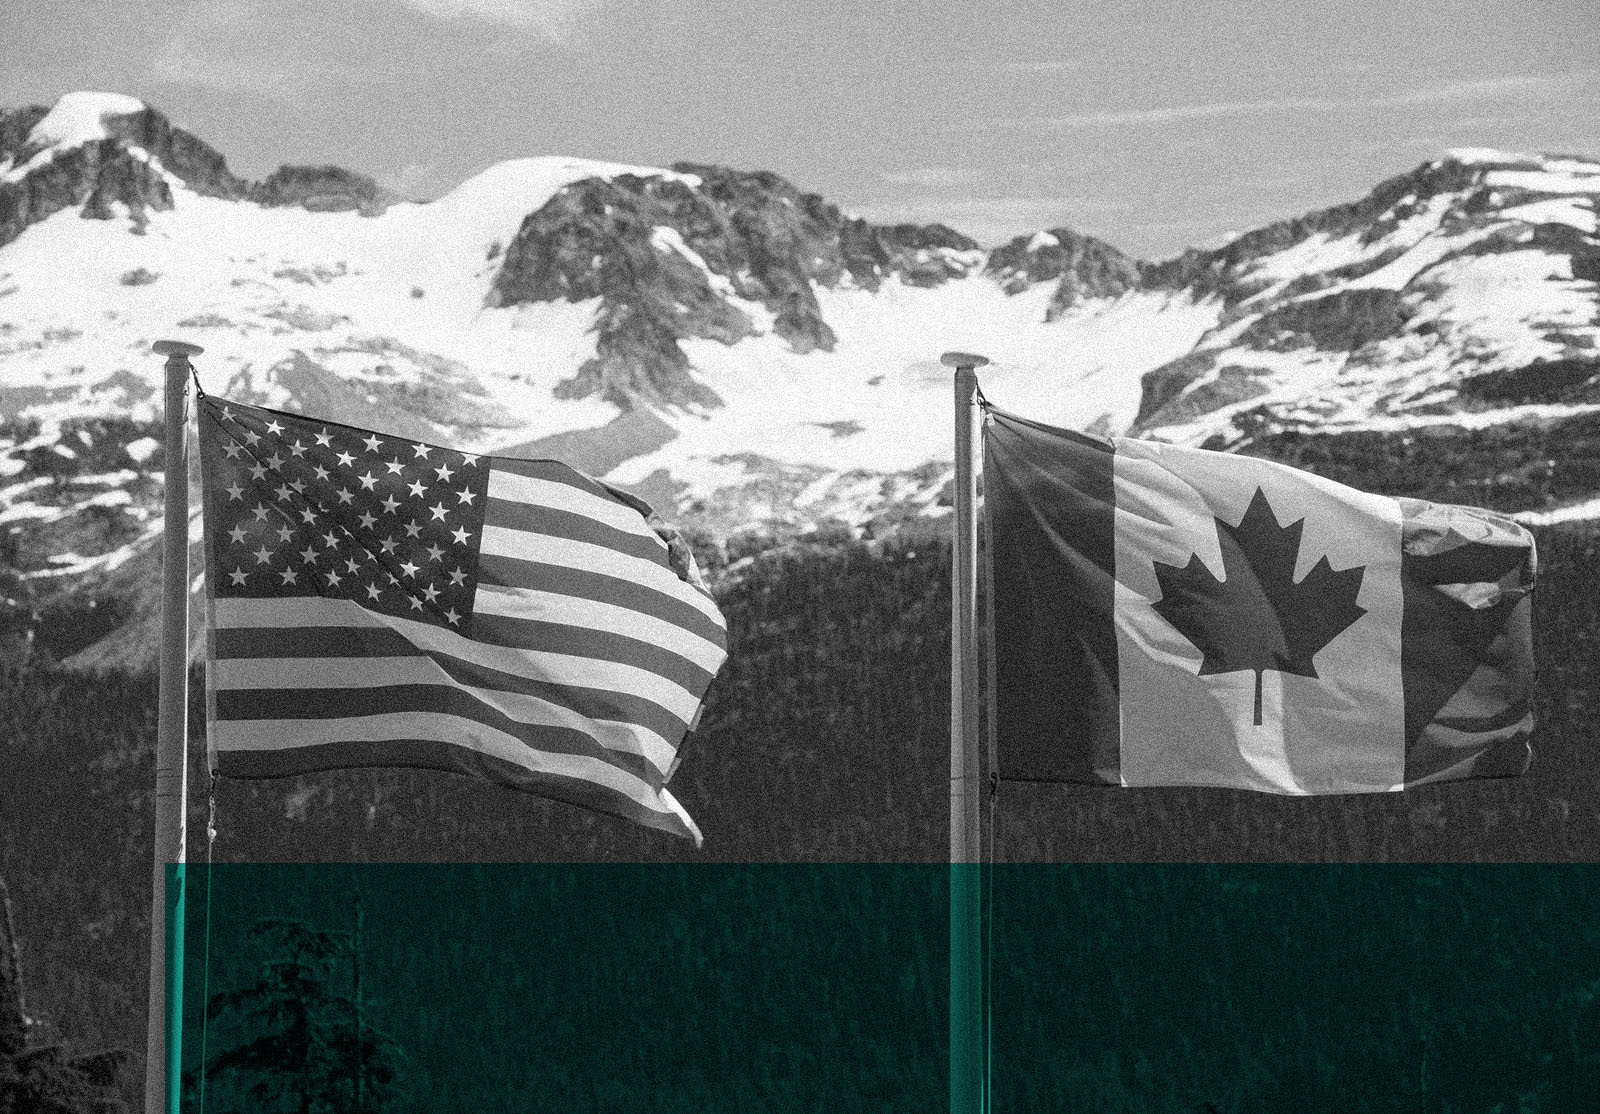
1;91;1597;668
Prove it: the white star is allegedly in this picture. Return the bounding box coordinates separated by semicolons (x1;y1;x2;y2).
407;480;427;499
289;440;307;458
422;583;440;603
434;462;455;482
228;567;248;586
460;454;479;467
322;530;341;548
312;465;330;482
358;511;378;530
385;458;404;475
299;507;318;524
358;471;378;490
444;608;461;626
265;419;285;437
451;527;471;546
399;559;420;579
241;429;261;446
265;453;284;470
252;503;270;522
275;484;294;502
289;479;306;494
336;487;354;504
336;450;356;468
225;482;244;502
387;573;400;586
448;566;467;586
220;405;235;421
222;442;242;460
455;489;476;506
325;568;343;587
300;546;319;565
404;519;422;539
228;524;249;544
276;524;294;543
252;545;273;565
412;443;431;459
344;557;362;574
380;495;401;514
279;567;298;585
408;596;424;611
315;428;333;447
425;544;444;563
429;502;449;521
247;461;268;481
365;582;383;601
380;536;397;554
362;434;383;453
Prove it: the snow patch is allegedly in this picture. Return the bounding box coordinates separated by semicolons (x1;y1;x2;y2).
1500;197;1597;236
124;436;160;463
27;92;147;149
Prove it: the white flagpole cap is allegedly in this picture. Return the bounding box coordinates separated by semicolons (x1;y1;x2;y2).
940;351;991;369
152;339;204;362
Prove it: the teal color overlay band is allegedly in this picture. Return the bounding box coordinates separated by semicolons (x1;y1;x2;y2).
173;864;1596;1113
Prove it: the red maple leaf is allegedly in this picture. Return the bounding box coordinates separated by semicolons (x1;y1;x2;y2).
1151;487;1368;726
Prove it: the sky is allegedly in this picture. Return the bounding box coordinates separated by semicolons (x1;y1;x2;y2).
3;0;1598;260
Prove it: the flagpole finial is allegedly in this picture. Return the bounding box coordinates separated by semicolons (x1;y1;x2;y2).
940;351;990;371
152;339;203;365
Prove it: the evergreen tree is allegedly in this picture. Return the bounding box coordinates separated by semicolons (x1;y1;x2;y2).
0;878;128;1114
185;918;403;1114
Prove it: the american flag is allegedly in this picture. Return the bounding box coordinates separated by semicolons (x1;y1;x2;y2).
197;394;727;844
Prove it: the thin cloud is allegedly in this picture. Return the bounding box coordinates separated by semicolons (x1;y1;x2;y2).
992;71;1595;130
389;0;606;45
150;0;393;99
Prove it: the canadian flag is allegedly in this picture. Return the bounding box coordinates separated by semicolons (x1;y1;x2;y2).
983;405;1535;795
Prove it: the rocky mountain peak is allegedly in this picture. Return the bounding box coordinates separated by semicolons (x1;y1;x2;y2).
1130;149;1600;438
0;92;246;250
985;227;1143;319
489;163;982;409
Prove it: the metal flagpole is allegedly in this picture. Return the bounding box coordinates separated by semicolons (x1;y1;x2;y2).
145;339;202;1114
943;350;989;1114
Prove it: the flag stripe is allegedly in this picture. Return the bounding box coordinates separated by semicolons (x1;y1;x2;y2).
477;526;714;621
476;552;726;640
474;583;726;673
487;468;673;543
469;613;714;692
214;683;660;782
983;408;1122;784
485;497;671;568
211;731;695;839
210;622;692;743
213;711;667;802
210;656;680;773
211;598;709;724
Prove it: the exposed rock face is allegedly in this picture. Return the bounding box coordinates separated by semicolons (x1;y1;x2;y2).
0;100;243;250
1130;151;1600;436
490;164;982;408
0;107;47;163
1139;158;1487;304
100;106;246;199
249;164;395;215
986;228;1143;318
0;97;398;256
